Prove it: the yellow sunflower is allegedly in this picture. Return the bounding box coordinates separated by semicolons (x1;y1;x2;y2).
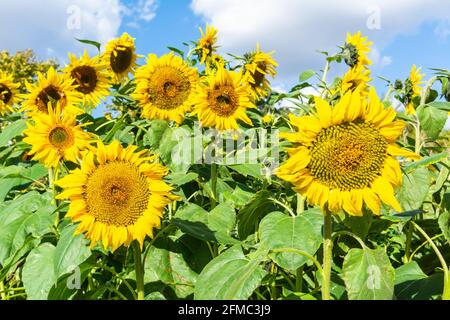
0;72;20;115
209;54;225;70
340;66;371;96
244;44;278;99
22;67;82;115
23;103;93;168
192;67;255;131
64;50;111;107
55;140;179;251
405;64;425;115
132;52;198;123
196;24;218;64
103;32;139;83
343;32;373;69
276;87;420;216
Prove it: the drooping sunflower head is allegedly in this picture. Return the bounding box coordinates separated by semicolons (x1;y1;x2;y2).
131;52;199;123
23;102;93;168
22;67;83;115
192;67;255;131
339;66;371;96
55;140;179;251
0;72;20;115
208;54;226;70
276;87;420;216
404;64;425;115
64;50;111;107
342;31;373;68
195;23;219;64
103;32;139;83
243;44;278;100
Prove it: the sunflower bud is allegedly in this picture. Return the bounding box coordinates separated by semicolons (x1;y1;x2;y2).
443;77;450;102
341;43;359;68
394;80;403;90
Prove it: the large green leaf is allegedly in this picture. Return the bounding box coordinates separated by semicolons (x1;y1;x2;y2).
394;261;443;300
259;209;323;271
0;163;47;200
0;119;26;146
438;210;450;244
237;190;275;239
396;167;431;211
416;105;448;140
342;247;395;300
194;246;267;300
403;152;449;174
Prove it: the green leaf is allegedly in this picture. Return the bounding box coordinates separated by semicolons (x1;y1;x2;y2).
75;38;101;51
165;172;198;186
0;120;26;146
144;235;198;298
237;190;275;239
342;247;395;300
228;164;263;180
394;261;443;300
403;152;449;174
22;243;57;300
259;209;323;271
343;210;373;240
426;101;450;112
143;119;169;148
438;211;450;244
396;167;431;211
194;245;267;300
0;163;47;200
167;46;184;57
416;105;448;140
299;70;316;82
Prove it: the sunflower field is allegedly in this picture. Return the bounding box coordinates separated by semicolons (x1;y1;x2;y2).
0;25;449;301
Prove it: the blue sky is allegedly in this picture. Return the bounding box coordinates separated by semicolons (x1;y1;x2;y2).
2;0;450;119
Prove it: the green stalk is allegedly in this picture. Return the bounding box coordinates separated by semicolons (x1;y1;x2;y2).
132;241;145;300
210;162;218;209
322;210;333;300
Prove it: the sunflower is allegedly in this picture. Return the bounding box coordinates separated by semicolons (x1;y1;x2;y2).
0;72;20;115
244;44;278;99
340;66;371;96
209;54;225;70
262;113;274;126
55;140;179;251
22;67;82;115
342;32;373;69
64;50;111;107
404;65;425;115
132;52;198;123
195;24;218;64
276;87;420;216
23;103;93;168
103;32;139;83
192;67;255;131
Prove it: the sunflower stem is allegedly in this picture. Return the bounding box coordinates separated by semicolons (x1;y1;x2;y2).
132;241;145;300
210;162;218;209
320;60;330;98
415;76;437;154
322;209;333;300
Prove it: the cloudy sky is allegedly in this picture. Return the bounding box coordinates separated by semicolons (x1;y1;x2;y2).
2;0;450;101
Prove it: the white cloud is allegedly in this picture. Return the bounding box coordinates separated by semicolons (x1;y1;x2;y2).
380;56;393;67
0;0;121;61
120;0;158;28
191;0;450;85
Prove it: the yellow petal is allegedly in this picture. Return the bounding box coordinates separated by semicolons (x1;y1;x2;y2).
387;144;420;160
371;176;402;212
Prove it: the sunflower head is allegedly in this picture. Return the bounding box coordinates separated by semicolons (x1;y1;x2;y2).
55;140;179;251
276;87;419;216
342;32;373;68
195;24;219;64
132;52;199;124
22;67;83;115
208;54;226;70
244;44;278;100
23;102;93;168
262;113;274;126
340;66;371;96
404;64;425;115
104;32;139;83
64;50;111;107
0;72;20;115
192;67;255;131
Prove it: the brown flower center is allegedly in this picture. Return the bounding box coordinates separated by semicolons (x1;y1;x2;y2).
36;85;67;112
0;84;12;104
208;84;239;117
110;46;133;74
71;66;98;94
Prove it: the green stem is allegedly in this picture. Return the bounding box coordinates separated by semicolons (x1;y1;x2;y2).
269;198;295;217
271;248;323;275
383;86;394;102
210;162;218;209
0;281;6;300
132;241;145;300
295;266;304;292
322;210;333;300
331;230;365;248
403;222;414;264
411;221;450;300
416;76;438;154
296;193;304;214
320;60;330;98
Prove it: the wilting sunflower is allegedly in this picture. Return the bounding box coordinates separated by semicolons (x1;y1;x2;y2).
404;64;425;114
0;72;20;115
340;66;371;96
244;44;278;99
276;87;420;216
23;103;93;168
103;32;139;83
22;67;82;115
55;140;179;251
192;67;255;131
132;52;198;123
195;24;218;64
342;32;373;69
64;50;111;106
